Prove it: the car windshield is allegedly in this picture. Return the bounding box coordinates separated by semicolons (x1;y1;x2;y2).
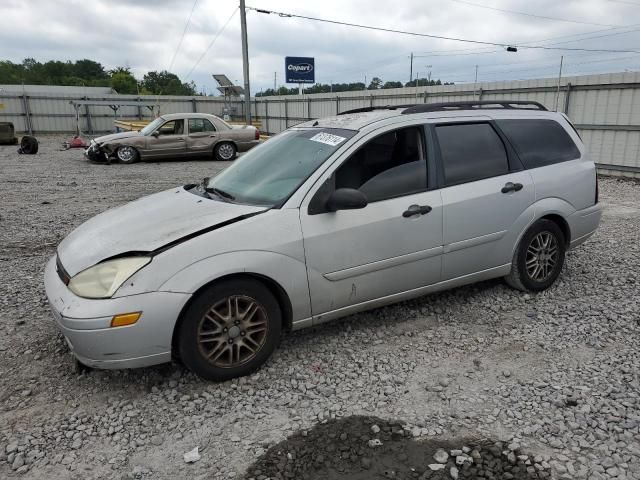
205;127;356;206
140;117;165;135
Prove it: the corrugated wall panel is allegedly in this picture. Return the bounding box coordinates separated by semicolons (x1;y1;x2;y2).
2;73;640;174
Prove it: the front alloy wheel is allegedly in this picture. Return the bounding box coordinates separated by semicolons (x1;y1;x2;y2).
116;146;138;164
178;278;281;381
197;295;269;368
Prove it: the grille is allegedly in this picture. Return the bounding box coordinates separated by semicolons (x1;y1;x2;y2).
56;256;71;285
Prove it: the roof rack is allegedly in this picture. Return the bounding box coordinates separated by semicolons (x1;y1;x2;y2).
337;100;547;116
401;101;547;114
337;105;414;115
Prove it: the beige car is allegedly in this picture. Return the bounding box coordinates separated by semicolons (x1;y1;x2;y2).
85;113;260;164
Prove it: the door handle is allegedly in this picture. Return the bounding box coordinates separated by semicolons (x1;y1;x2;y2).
402;204;432;218
177;138;185;142
501;182;523;194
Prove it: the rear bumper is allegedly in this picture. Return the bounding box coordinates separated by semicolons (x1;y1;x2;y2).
568;203;602;249
44;256;190;369
236;140;260;152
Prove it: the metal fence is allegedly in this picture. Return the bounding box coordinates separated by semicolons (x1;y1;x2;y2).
1;72;639;176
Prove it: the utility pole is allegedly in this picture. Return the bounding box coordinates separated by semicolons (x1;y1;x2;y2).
474;65;479;99
555;56;564;112
239;0;251;124
274;72;276;92
409;52;414;84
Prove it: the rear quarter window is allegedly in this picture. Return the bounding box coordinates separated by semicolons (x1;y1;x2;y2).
497;119;581;169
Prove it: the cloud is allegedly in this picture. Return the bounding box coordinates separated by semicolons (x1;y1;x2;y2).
0;0;638;94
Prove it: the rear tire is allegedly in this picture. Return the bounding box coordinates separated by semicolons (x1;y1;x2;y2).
116;146;138;164
178;278;281;381
214;142;237;161
505;219;566;292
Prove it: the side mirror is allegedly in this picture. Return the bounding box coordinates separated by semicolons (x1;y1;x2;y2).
151;130;160;137
326;188;368;212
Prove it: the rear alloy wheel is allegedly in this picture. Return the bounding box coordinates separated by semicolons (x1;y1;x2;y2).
116;146;138;164
214;142;236;161
505;219;566;292
178;278;281;381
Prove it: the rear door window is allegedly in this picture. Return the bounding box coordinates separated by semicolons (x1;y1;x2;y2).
189;118;216;134
496;119;580;169
435;123;509;186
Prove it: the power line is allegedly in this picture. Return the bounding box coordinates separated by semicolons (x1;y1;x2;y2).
608;0;640;5
413;23;640;56
246;6;640;53
183;7;238;81
449;0;623;27
168;0;199;73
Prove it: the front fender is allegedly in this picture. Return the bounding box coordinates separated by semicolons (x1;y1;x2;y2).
158;250;312;324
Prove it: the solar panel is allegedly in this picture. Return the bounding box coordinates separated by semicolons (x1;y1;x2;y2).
213;74;234;87
213;75;244;96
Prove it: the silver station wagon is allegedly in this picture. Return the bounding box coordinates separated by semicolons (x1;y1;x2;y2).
44;101;602;381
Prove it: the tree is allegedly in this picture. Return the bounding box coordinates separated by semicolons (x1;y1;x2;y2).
141;70;197;95
73;59;108;81
111;71;139;94
109;66;132;76
367;77;383;90
382;81;403;89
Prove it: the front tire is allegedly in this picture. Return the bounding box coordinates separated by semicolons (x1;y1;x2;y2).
178;278;281;381
505;219;566;292
116;146;138;164
214;142;237;161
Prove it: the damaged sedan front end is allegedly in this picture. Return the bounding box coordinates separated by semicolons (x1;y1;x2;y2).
85;139;111;163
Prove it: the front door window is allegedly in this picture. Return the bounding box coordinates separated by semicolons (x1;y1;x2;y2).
158;120;184;136
335;126;427;202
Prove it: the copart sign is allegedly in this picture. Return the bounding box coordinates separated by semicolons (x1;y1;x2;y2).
285;57;315;84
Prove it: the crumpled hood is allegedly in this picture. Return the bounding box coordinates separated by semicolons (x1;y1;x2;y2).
57;187;267;276
94;131;143;144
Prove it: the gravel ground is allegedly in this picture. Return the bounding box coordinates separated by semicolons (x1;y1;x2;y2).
1;136;639;479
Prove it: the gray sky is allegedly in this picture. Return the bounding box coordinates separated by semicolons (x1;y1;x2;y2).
1;0;639;93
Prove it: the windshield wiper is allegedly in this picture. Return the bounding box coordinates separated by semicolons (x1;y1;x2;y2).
199;177;235;201
206;186;235;201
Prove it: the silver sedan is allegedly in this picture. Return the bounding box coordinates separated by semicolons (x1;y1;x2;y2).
85;113;260;163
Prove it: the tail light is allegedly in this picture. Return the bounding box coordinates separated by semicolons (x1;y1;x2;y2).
254;128;260;140
595;173;599;204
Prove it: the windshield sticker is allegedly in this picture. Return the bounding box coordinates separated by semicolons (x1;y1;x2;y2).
309;132;347;147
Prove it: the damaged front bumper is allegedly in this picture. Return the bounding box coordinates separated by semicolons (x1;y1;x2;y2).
84;141;111;163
